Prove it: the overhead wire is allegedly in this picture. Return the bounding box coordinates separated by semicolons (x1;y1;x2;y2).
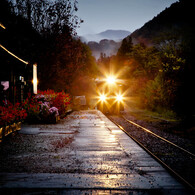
0;23;6;29
0;22;29;65
0;44;28;65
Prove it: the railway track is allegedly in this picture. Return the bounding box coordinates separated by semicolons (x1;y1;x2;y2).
107;114;195;191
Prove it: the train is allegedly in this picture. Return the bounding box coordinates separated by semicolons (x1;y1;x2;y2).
95;75;127;114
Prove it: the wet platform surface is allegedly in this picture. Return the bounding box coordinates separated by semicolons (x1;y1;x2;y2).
0;110;191;194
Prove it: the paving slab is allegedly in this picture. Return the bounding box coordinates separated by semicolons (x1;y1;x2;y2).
0;110;191;194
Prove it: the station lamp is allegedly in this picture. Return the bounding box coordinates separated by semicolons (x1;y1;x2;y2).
32;63;38;94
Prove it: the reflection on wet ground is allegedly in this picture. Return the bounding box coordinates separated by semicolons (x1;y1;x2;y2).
0;110;190;194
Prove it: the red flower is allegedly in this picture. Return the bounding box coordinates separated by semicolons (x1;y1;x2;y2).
0;101;27;126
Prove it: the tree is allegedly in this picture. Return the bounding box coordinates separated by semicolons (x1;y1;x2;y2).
117;36;133;60
2;0;96;94
9;0;82;36
128;44;160;79
38;35;97;92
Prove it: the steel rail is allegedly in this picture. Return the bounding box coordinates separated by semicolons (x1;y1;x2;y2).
107;116;195;191
122;115;195;158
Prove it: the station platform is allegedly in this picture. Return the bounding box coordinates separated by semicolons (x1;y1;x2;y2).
0;110;191;194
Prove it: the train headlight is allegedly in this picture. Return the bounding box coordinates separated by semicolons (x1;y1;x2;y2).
106;76;116;84
99;94;106;101
116;94;123;102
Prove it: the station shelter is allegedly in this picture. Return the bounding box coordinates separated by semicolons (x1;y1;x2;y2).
0;46;34;105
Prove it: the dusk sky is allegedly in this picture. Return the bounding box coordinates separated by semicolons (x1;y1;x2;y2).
76;0;178;36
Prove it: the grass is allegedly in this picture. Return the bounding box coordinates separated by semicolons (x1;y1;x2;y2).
124;96;195;139
124;96;179;123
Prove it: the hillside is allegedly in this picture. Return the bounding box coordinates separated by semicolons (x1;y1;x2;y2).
88;39;121;59
81;30;130;43
98;30;131;40
130;0;194;45
115;0;195;117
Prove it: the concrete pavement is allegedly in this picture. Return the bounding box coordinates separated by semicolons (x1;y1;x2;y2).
0;110;191;194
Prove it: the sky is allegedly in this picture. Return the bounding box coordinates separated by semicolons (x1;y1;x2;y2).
76;0;179;36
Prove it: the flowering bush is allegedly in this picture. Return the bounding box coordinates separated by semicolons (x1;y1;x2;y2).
22;95;41;123
35;94;46;102
13;103;27;122
39;102;50;121
51;92;70;116
0;90;71;125
49;107;59;117
38;90;71;116
0;101;27;127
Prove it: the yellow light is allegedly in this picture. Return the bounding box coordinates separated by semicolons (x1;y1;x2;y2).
0;44;28;64
0;23;6;29
33;64;38;94
32;79;38;84
106;76;116;84
116;94;123;102
99;94;106;101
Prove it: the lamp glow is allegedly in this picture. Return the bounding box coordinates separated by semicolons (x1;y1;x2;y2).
33;64;38;94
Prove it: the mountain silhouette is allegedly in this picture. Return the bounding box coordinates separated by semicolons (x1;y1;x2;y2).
81;30;131;43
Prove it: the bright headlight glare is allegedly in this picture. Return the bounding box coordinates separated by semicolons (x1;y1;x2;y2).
99;94;106;101
116;94;123;102
106;76;116;84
